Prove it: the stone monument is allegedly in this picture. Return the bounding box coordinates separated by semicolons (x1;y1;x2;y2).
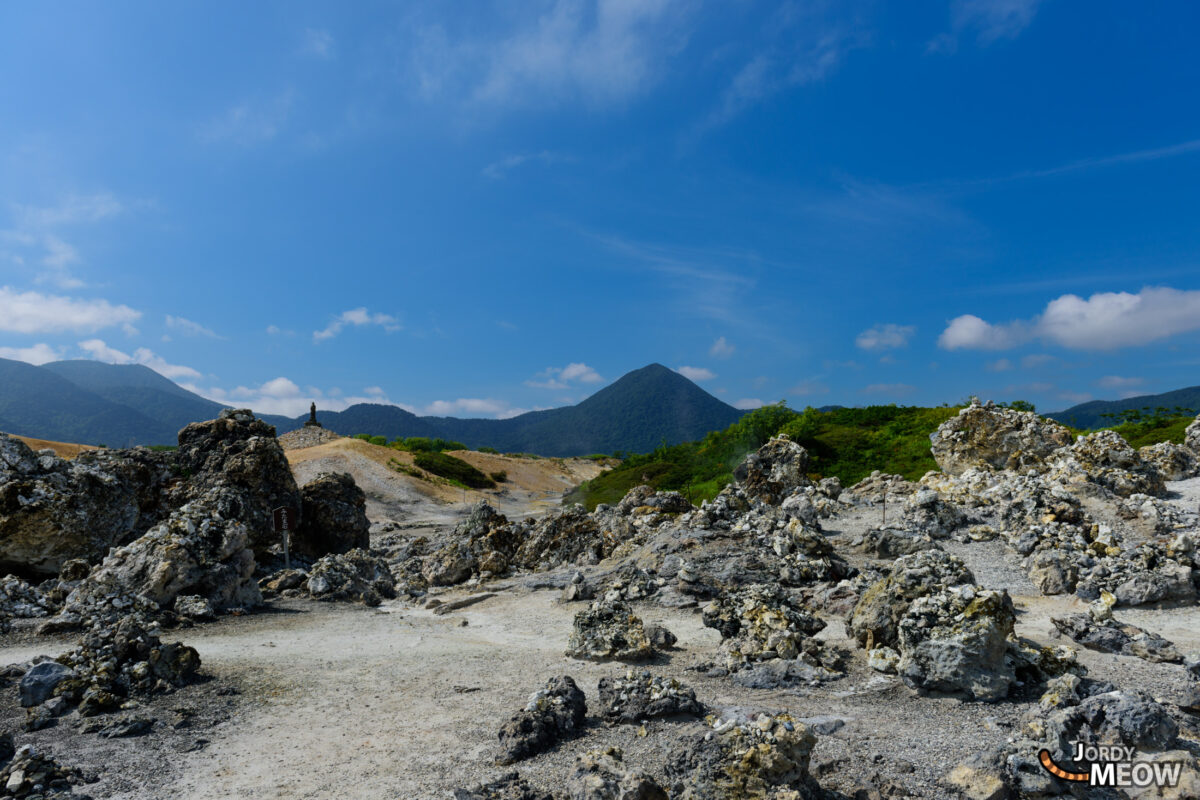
304;402;322;428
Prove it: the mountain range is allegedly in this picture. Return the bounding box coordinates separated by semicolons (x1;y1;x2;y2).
1046;385;1200;429
0;360;744;456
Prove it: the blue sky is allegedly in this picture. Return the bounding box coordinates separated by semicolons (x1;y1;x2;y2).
2;0;1200;419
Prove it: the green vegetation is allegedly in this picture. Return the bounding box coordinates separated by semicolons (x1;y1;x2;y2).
412;451;497;489
1099;406;1196;448
565;403;963;511
489;470;508;483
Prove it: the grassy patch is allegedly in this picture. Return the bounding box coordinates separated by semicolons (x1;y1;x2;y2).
413;451;497;489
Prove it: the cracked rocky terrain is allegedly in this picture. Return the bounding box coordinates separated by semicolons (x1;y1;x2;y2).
0;403;1198;798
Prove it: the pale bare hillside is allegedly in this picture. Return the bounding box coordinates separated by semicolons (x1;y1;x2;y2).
12;435;99;459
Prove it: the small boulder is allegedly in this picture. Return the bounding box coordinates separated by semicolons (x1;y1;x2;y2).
566;600;654;662
497;675;587;765
569;748;666;800
19;661;75;708
597;670;704;724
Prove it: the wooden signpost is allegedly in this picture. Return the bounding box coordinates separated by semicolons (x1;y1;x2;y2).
273;506;296;569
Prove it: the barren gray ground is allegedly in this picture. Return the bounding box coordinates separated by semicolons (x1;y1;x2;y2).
1;480;1197;799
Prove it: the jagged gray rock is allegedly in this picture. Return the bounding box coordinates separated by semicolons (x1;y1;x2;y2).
0;433;173;576
497;675;587;765
566;599;654;661
734;436;813;505
173;409;301;557
307;548;395;605
846;549;975;649
929;400;1073;476
294;472;370;559
569;748;666;800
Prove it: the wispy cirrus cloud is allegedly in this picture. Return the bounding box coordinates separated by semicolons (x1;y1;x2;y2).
201;90;297;146
482;150;572;179
408;0;689;111
709;336;735;359
166;315;220;339
928;0;1042;54
313;307;401;342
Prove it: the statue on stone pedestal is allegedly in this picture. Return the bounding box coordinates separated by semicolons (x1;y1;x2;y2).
304;401;322;428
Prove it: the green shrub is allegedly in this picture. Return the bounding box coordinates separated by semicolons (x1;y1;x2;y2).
478;446;499;454
489;470;508;483
369;435;388;447
392;436;469;453
353;433;371;441
413;451;496;489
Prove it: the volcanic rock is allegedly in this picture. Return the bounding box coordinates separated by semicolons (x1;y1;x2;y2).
1047;430;1166;497
453;772;559;800
0;433;173;577
846;549;975;649
173;409;301;557
896;585;1017;701
597;670;704;724
293;472;370;559
735;436;813;505
497;675;587;764
568;748;666;800
52;488;261;626
930;400;1073;476
306;548;396;605
664;712;822;799
566;599;654;661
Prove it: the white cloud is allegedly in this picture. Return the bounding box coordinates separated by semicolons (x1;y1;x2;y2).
709;336;735;359
986;358;1013;372
1096;375;1144;390
482;150;571;179
675;366;715;382
0;342;62;365
940;287;1200;351
78;338;202;380
313;307;401;342
302;28;335;59
202;378;403;417
929;0;1041;53
166;315;220;338
526;362;603;389
855;323;915;352
0;287;141;334
410;0;686;110
733;398;764;410
862;383;916;396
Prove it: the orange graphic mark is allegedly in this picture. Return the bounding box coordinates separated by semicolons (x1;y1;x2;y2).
1039;749;1090;782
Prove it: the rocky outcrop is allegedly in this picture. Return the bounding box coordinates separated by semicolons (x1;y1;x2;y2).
1047;430;1166;497
702;584;841;686
597;670;704;724
50;616;200;717
497;676;587;765
566;599;654;662
0;743;84;797
50;488;261;629
1051;591;1181;663
173;409;300;557
294;472;370;559
1139;441;1199;481
0;433;173;577
307;548;396;605
569;748;666;800
664;712;822;799
901;489;966;539
846;549;975;649
929;400;1073;475
896;586;1016;701
734;436;813;505
1187;413;1200;454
